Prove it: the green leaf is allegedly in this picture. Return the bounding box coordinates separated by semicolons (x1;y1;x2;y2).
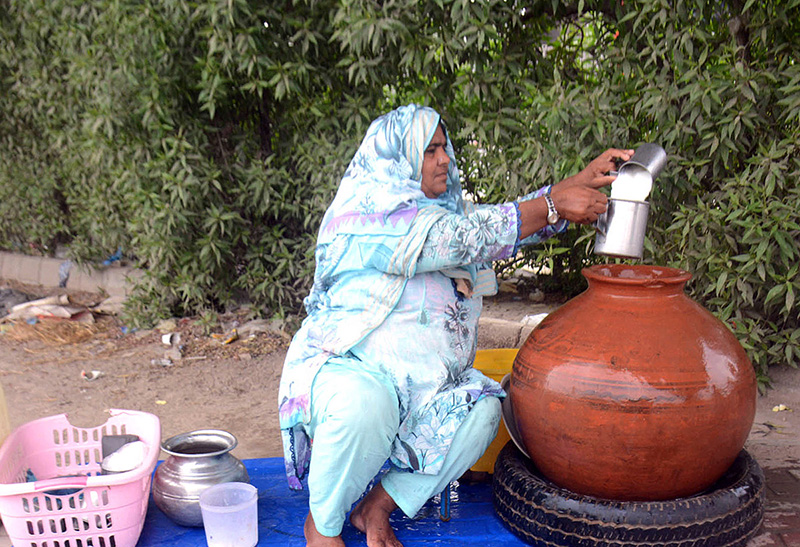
765;285;785;306
716;271;728;295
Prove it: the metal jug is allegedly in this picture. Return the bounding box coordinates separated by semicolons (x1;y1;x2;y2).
594;144;667;259
594;199;650;259
152;429;250;527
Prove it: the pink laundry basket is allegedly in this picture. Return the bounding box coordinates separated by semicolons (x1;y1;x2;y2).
0;409;161;547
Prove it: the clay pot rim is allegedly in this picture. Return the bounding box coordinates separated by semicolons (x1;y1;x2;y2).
583;264;692;286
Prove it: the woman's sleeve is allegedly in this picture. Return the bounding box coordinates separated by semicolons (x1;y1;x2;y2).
414;185;569;273
414;203;518;272
515;185;570;248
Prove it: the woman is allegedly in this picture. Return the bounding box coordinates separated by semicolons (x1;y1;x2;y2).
278;104;632;546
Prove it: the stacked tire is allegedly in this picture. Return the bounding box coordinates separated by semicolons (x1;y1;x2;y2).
492;442;765;547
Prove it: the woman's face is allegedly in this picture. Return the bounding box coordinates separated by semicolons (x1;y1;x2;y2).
420;126;451;198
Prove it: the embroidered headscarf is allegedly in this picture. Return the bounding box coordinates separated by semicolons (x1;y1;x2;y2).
317;104;463;245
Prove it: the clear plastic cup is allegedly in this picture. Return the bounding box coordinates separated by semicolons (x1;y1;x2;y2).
199;482;258;547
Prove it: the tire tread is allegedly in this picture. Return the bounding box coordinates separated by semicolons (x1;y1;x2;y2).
492;443;765;547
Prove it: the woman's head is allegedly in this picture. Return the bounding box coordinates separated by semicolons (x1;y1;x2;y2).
361;104;461;208
400;106;459;207
420;124;451;198
317;104;464;245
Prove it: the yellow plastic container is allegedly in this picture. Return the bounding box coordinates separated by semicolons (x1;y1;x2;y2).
470;348;518;473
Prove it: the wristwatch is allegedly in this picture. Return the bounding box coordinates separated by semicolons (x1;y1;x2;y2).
544;195;560;225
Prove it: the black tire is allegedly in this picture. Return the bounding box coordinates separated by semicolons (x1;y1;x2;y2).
492;442;765;547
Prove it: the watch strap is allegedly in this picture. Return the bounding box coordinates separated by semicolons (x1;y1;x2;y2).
544;195;559;225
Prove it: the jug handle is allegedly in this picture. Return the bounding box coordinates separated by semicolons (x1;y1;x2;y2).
595;172;617;237
594;215;607;237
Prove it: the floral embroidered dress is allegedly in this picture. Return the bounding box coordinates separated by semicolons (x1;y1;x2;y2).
278;104;567;490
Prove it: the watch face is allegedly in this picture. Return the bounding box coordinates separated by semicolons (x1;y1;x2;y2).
547;211;559;224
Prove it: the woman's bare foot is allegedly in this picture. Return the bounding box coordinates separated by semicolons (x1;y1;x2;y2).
349;484;403;547
304;512;345;546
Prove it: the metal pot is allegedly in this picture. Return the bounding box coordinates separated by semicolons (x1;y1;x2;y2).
152;429;250;527
595;143;666;260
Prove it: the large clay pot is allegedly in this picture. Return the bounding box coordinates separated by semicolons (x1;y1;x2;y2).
511;264;756;501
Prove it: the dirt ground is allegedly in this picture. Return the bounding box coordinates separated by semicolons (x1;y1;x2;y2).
0;281;290;460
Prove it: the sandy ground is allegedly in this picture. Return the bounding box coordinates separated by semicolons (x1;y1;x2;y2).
741;364;800;468
0;283;290;459
0;281;798;547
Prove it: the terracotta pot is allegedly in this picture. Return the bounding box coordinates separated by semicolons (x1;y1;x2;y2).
511;264;756;501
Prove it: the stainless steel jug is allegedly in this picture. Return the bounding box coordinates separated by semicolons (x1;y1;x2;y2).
620;143;667;180
594;144;666;259
594;199;650;259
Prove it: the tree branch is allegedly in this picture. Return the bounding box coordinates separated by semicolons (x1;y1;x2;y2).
727;1;751;64
258;92;273;160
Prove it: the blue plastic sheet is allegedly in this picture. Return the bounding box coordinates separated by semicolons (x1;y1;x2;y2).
138;458;528;546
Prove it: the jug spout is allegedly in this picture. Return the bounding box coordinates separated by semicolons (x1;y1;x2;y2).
609;143;667;202
626;143;667;180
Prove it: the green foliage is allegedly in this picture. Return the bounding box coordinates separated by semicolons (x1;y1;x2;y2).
1;0;798;384
605;0;800;387
666;142;800;390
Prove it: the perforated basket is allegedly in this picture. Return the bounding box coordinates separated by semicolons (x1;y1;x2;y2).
0;409;161;547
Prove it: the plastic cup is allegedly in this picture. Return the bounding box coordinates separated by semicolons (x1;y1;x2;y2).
199;482;258;547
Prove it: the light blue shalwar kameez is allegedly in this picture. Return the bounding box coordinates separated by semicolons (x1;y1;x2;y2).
278;104;567;537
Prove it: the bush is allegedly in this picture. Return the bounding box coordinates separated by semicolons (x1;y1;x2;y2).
666;141;800;389
1;0;797;386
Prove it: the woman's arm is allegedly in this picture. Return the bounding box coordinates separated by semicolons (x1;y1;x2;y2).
412;148;634;273
356;148;635;276
414;203;520;272
518;148;634;238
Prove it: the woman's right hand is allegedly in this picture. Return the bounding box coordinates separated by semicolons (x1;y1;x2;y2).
550;148;633;225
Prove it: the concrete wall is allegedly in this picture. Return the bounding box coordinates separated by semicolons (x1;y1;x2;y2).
0;251;140;297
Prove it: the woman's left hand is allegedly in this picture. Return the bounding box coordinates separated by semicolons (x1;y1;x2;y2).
549;148;634;225
562;148;635;189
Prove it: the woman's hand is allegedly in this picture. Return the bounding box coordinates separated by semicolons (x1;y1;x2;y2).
563;148;634;189
550;148;634;224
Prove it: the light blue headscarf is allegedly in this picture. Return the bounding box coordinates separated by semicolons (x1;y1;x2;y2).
278;104;475;489
318;104;463;243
